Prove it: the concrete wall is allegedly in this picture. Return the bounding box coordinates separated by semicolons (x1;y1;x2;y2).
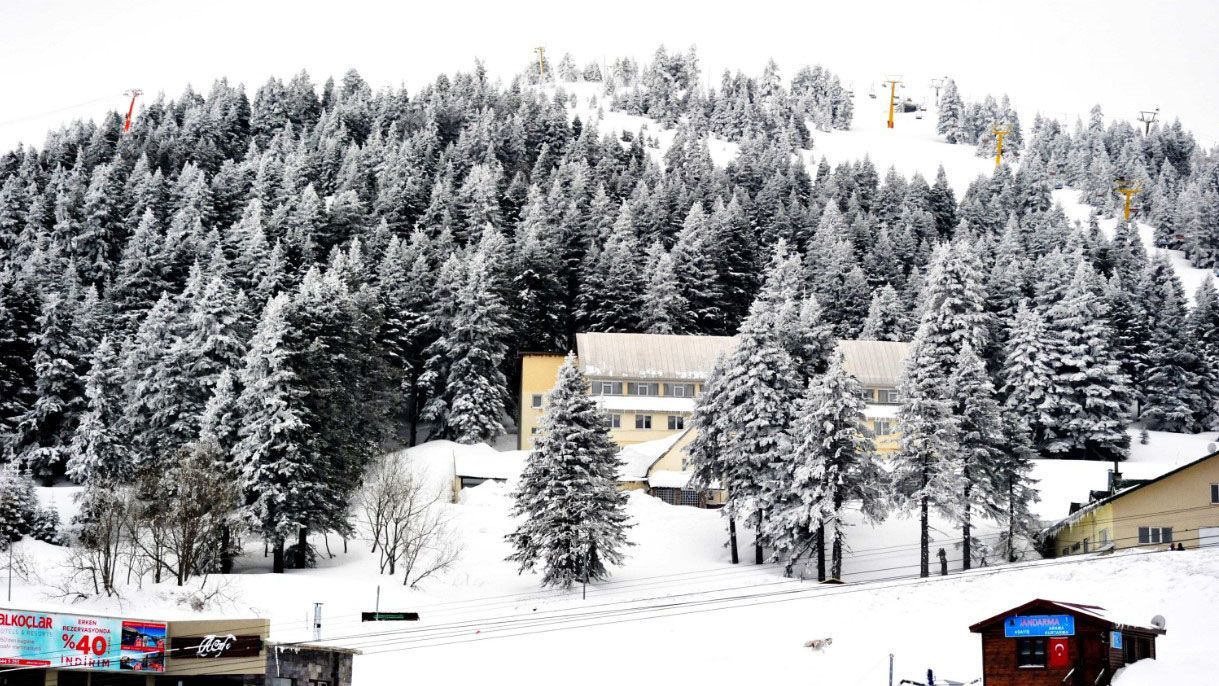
266;646;354;686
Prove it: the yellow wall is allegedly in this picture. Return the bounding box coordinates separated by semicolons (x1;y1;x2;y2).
606;411;690;446
1055;454;1219;555
868;418;901;454
1054;502;1115;556
519;354;566;449
1110;457;1219;550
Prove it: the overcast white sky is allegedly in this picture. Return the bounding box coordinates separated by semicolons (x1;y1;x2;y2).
2;0;1218;150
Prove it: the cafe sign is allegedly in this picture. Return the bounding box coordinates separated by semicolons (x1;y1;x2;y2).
170;634;263;659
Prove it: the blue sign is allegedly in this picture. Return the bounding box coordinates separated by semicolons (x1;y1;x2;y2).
1111;631;1123;650
1004;614;1076;638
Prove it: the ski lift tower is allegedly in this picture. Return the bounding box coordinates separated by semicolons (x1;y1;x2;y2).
534;46;547;81
883;75;903;129
1137;108;1160;136
122;89;142;133
1116;182;1141;221
992;126;1010;167
929;77;947;105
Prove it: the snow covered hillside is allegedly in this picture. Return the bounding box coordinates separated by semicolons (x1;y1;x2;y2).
16;429;1217;685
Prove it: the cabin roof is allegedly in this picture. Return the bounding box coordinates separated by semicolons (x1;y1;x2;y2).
969;598;1165;635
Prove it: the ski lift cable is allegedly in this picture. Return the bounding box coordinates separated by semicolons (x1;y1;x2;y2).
0;95;125;129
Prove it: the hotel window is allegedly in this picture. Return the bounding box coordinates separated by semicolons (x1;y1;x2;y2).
607;414;621;429
628;382;659;396
664;383;696;398
593;381;623;395
531;393;543;408
1016;638;1047;668
667;415;685;430
1137;527;1173;544
635;414;652;430
874;419;894;436
1211;484;1219;504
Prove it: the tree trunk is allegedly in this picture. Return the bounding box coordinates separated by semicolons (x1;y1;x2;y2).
920;496;930;578
728;515;739;564
816;522;826;582
754;515;763;565
220;525;233;574
962;472;972;571
272;538;285;574
296;528;309;568
831;529;843;581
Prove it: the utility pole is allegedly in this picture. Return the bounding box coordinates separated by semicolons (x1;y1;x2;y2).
534;47;547;82
1117;185;1141;221
929;77;946;104
883;77;903;129
1137;108;1159;136
122;89;142;133
992;127;1010;167
312;603;323;641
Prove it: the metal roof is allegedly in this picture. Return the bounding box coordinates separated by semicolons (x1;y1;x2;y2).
575;333;909;386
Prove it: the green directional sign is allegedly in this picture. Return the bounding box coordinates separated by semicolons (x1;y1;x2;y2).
361;612;419;622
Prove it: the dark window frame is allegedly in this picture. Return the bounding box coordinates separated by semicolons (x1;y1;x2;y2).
1016;637;1047;668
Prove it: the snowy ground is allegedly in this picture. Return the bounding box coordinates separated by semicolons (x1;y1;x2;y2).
18;426;1219;685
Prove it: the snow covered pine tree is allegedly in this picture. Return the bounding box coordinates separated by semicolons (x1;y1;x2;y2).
506;354;631;588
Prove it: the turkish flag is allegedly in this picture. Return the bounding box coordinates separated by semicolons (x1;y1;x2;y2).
1048;637;1071;669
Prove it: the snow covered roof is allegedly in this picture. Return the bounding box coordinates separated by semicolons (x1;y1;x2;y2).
577;332;736;380
863;403;899;419
836;340;910;387
453;450;528;481
594;395;696;413
575;332;910;386
647;470;693;488
618;432;687;481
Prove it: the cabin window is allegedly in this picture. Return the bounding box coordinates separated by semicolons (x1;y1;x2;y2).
680;489;700;506
1016;638;1047;668
531;393;544;408
667;415;685;430
664;383;695;398
593;381;623;395
1211;483;1218;504
1138;527;1173;544
635;414;652;430
628;382;659;396
607;414;621;429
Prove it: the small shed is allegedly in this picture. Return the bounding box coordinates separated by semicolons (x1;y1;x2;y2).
969;599;1165;686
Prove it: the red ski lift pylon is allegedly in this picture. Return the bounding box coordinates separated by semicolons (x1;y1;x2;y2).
123;89;142;132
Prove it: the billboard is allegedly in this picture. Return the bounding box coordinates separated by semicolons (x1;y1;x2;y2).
0;610;166;673
1003;614;1076;638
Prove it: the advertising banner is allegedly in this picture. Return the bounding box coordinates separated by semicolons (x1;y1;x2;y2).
0;610;166;673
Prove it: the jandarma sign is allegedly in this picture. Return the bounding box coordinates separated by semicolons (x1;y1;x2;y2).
169;634;264;659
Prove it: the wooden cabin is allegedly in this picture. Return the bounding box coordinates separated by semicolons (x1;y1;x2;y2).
969;599;1165;686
